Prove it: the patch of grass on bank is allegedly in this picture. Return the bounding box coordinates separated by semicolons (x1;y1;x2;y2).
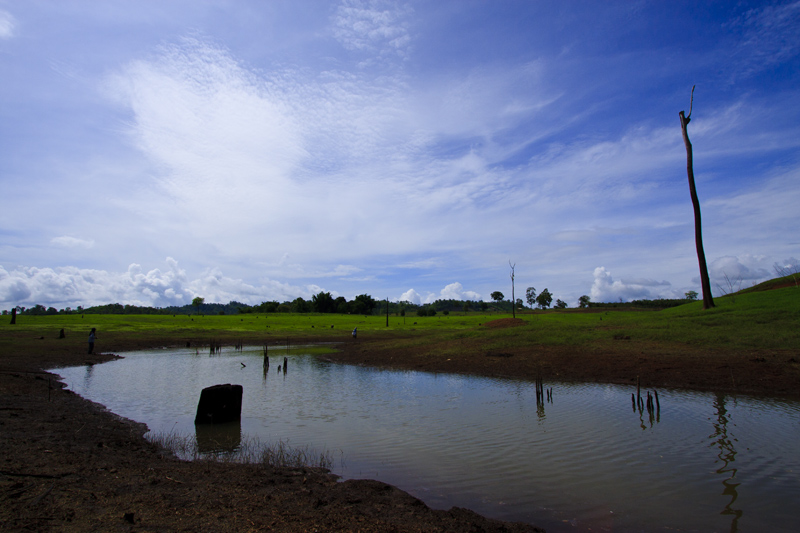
146;431;335;469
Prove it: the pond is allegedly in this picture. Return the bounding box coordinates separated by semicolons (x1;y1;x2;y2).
52;346;799;532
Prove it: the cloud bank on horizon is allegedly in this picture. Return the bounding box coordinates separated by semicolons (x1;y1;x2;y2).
1;1;799;310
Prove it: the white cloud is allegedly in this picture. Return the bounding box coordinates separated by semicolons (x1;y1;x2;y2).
51;236;95;249
0;259;316;310
589;267;673;303
400;282;481;306
0;9;15;39
399;288;422;305
439;281;480;301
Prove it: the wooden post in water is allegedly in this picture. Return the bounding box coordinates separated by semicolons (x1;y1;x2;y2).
283;356;287;373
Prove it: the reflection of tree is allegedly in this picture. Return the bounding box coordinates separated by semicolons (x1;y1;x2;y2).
536;400;545;421
710;393;742;532
83;363;94;389
633;391;659;430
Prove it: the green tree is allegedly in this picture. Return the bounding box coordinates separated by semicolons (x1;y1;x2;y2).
685;290;699;301
490;291;504;303
480;301;489;311
578;295;591;308
352;294;377;315
535;288;553;309
291;297;309;313
525;287;536;308
192;296;204;314
554;299;567;309
312;291;336;313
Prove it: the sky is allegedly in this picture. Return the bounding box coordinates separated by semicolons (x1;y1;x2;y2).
1;0;799;310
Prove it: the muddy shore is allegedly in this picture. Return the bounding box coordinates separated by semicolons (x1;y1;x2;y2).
1;331;545;532
2;325;798;531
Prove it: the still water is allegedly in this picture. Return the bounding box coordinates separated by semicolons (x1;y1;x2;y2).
53;346;799;532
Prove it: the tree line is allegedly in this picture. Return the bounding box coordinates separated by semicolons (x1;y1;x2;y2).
4;290;700;317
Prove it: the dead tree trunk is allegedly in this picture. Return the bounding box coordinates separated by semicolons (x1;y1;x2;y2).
679;87;715;309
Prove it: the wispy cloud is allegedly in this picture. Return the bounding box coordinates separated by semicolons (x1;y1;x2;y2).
333;0;413;65
0;9;15;40
729;0;800;78
51;236;95;249
1;1;798;309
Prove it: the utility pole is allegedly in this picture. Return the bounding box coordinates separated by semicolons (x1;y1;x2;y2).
509;261;516;319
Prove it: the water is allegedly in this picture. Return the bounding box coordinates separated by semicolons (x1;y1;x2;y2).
53;346;800;532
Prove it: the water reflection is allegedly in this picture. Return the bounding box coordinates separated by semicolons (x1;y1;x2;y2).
83;363;94;389
633;389;661;429
52;348;800;533
196;421;242;454
711;393;742;532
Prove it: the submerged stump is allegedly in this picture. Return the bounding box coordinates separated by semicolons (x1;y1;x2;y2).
194;383;243;424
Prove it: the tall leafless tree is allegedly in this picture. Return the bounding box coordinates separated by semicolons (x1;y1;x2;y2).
679;86;715;309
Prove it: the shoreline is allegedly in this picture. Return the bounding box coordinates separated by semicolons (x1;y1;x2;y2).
2;326;798;531
1;332;543;532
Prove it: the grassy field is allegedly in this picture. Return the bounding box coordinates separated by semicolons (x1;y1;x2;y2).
2;279;798;355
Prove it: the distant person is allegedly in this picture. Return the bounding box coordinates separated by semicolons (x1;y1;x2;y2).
352;327;357;339
88;328;97;354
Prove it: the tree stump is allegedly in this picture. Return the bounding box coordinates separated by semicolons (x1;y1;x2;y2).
194;384;243;424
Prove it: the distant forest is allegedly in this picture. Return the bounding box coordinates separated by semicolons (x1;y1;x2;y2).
7;294;693;316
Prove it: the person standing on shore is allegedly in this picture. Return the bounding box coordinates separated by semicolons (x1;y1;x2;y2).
88;328;97;354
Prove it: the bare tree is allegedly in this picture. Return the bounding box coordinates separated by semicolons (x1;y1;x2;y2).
509;261;516;319
774;260;800;287
680;86;715;309
715;272;742;303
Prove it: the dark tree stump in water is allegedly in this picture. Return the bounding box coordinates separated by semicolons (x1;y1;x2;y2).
194;384;243;424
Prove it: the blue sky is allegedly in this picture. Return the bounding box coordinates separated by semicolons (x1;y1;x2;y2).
1;0;799;309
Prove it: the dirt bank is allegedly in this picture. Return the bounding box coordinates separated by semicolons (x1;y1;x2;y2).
327;319;800;400
0;332;542;532
2;322;798;532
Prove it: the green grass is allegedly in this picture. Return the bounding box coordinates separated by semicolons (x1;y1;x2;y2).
0;311;495;337
2;282;798;354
